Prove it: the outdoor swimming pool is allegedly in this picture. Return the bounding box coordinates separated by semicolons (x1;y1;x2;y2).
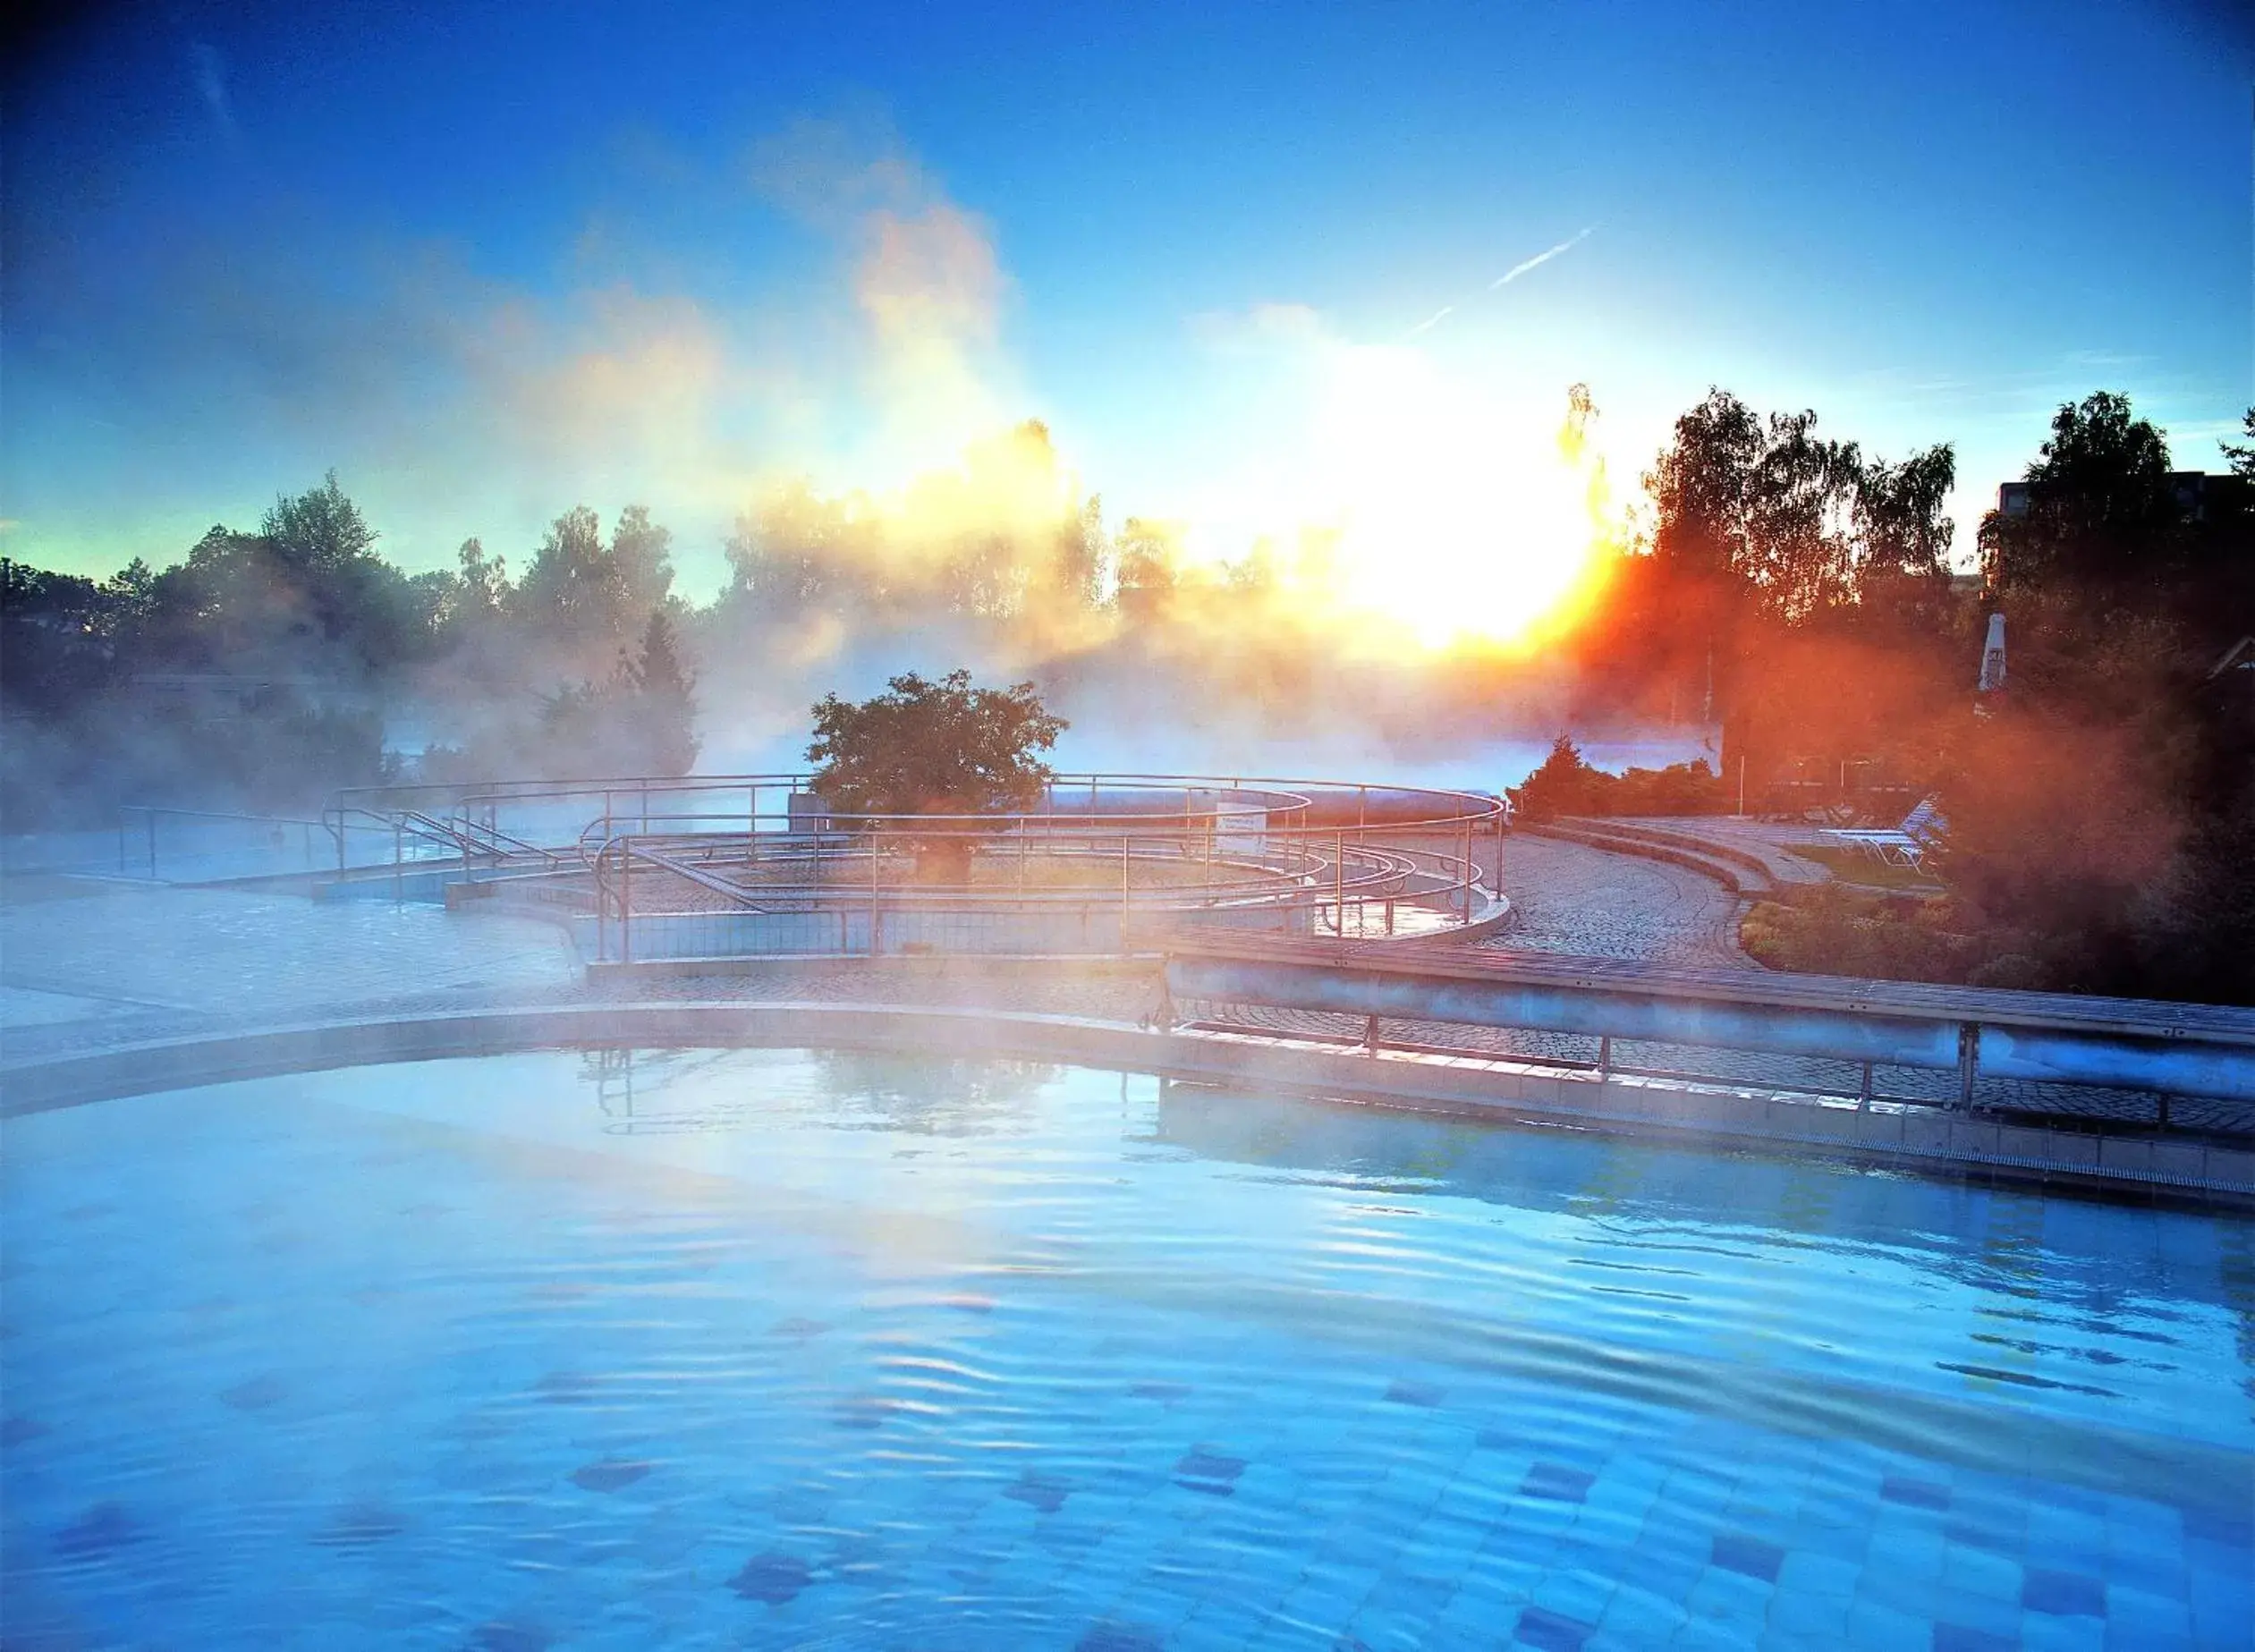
3;1048;2250;1649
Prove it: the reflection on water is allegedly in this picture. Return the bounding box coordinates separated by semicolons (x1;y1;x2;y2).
588;1046;1064;1135
3;1049;2249;1650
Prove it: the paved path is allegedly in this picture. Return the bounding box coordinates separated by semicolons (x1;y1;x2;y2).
1488;833;1751;969
1611;815;1837;886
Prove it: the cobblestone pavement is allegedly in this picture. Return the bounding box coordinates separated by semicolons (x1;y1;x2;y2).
4;867;2246;1136
1487;832;1753;969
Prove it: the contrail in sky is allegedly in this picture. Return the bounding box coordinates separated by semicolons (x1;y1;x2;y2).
1401;225;1598;340
191;43;237;136
1490;225;1596;288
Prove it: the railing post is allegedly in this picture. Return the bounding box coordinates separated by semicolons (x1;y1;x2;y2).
1598;1036;1612;1080
1956;1022;1979;1111
1335;830;1345;937
869;825;881;955
1859;1061;1874;1111
393;820;403;902
622;840;632;965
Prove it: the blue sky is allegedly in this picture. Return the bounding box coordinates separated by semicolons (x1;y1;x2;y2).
4;0;2250;600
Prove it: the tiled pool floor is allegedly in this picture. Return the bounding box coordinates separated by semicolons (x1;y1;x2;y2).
3;1050;2249;1648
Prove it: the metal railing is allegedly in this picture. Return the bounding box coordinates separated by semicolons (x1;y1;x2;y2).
1160;935;2255;1128
530;776;1504;962
579;815;1493;962
114;806;336;883
307;771;1508;954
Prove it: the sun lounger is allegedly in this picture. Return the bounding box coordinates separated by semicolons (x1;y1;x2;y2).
1818;797;1946;868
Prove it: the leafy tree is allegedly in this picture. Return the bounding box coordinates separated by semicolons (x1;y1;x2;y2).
520;608;699;778
1853;445;1957;638
1047;496;1108;611
937;532;1023;621
723;487;860;614
515;504;675;669
1113;518;1180;623
2223;407;2255;478
1510;736;1603;820
516;505;608;633
617;607;699;775
261;470;377;569
806;669;1067;881
1979;392;2178;597
607;504;676;621
455;538;508;619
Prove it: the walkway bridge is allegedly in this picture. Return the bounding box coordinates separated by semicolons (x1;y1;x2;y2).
1159;934;2255;1132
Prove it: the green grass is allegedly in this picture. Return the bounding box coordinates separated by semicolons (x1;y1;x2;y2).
1794;842;1945;892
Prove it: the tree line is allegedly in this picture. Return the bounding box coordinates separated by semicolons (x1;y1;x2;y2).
4;390;2251;1007
1602;391;2251;1004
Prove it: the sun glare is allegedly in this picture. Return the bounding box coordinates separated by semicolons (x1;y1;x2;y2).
1189;345;1625;653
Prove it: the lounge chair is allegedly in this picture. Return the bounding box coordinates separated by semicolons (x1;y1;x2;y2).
1818;797;1947;869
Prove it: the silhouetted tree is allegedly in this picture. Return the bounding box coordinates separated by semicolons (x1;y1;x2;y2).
1979;393;2178;597
806;670;1066;882
620;607;698;775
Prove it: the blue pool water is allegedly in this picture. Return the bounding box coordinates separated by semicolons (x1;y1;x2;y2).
2;1049;2250;1650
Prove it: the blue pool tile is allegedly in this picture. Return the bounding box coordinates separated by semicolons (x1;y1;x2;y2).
2022;1567;2107;1618
310;1502;404;1546
2100;1583;2192;1646
1939;1540;2022;1604
1932;1622;2019;1652
1130;1381;1193;1405
1075;1622;1166;1652
2019;1612;2108;1652
726;1551;813;1604
1003;1471;1073;1514
52;1502;144;1561
1513;1603;1595;1651
1522;1462;1596;1504
1684;1565;1773;1636
220;1373;288;1411
831;1394;903;1430
1175;1448;1246;1487
1844;1596;1928;1650
569;1459;651;1493
1710;1532;1785;1583
1383;1380;1446;1408
1531;1566;1615;1628
471;1624;554;1652
1944;1515;2022;1558
1776;1548;1861;1602
1591;1583;1691;1643
1882;1476;1953;1512
2183;1506;2253;1550
1767;1585;1852;1644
